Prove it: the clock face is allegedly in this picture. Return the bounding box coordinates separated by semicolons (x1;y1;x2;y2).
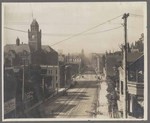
32;35;35;39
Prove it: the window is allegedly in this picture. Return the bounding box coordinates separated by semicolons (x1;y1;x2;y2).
56;70;57;74
32;35;35;39
121;81;123;95
56;83;58;87
41;69;47;74
56;76;57;81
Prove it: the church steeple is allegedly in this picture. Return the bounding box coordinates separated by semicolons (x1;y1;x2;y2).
28;19;41;52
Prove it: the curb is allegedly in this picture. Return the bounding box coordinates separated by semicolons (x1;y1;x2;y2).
24;88;69;114
24;100;43;113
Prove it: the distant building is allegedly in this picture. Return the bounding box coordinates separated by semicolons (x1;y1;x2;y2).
58;53;79;88
40;65;59;95
104;51;122;78
130;33;144;53
66;54;81;64
66;53;81;73
91;53;105;74
58;53;65;64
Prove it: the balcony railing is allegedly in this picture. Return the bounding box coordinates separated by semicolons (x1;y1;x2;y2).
127;81;144;96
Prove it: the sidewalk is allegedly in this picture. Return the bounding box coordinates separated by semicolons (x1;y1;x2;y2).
24;87;67;115
97;81;110;119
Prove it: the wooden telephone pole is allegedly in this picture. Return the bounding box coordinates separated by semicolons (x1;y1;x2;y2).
122;13;129;118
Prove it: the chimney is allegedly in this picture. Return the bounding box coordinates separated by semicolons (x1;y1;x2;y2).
16;37;20;46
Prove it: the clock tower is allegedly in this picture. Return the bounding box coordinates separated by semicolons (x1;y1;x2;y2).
28;19;41;52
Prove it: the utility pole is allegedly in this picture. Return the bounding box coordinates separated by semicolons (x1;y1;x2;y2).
65;66;67;90
122;13;129;118
97;56;100;74
22;60;25;113
42;77;45;94
22;61;25;102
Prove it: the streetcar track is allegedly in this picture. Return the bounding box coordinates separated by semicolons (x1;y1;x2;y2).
56;79;98;118
49;82;86;117
42;74;99;118
64;82;91;118
54;82;88;117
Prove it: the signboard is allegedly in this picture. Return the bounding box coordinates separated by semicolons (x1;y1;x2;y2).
4;98;16;114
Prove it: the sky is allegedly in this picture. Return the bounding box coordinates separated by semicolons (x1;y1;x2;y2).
2;2;146;54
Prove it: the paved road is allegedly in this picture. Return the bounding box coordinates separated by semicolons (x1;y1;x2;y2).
26;73;100;118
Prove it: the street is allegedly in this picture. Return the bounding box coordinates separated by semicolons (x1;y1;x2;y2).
26;72;101;118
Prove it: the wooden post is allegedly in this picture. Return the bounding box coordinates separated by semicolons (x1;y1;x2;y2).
122;13;129;118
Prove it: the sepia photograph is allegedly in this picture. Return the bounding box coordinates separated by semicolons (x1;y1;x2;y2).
2;2;147;121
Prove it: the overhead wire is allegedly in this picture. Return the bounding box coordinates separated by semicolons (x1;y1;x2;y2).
130;13;144;17
4;27;27;33
50;26;123;47
4;25;122;36
50;26;123;46
83;26;122;35
50;14;122;46
4;14;123;46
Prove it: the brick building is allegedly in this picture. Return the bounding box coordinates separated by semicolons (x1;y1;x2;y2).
4;19;58;66
4;19;59;118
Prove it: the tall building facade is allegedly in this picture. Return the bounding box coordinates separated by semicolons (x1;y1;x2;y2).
4;19;59;118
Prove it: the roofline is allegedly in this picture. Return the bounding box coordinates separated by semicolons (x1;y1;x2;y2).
42;45;57;53
128;54;144;66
